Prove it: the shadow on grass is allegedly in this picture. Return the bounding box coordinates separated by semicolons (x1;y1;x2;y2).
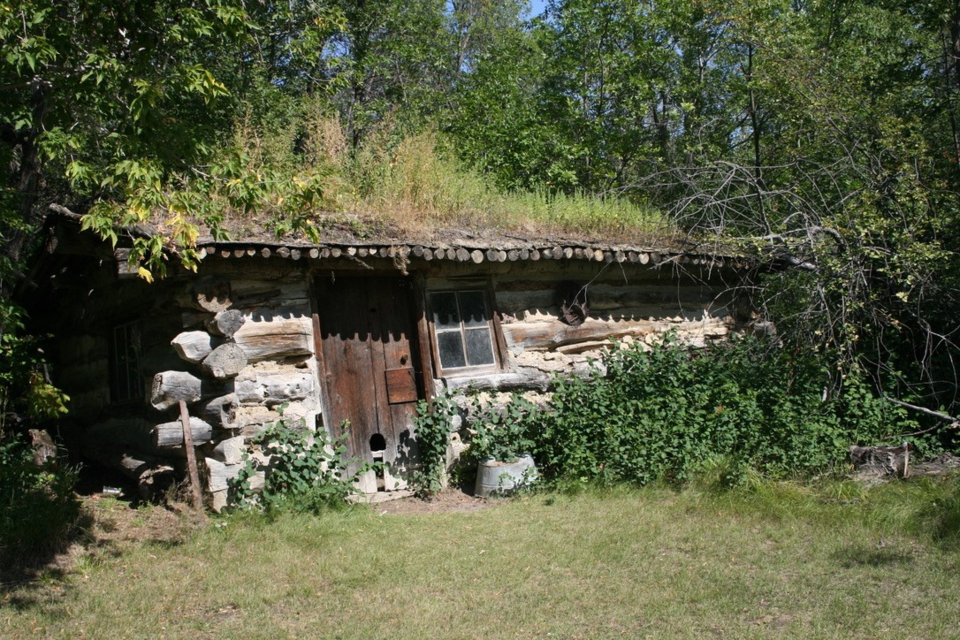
0;506;93;610
1;463;193;611
832;545;915;568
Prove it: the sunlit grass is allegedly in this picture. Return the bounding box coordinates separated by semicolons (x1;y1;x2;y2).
4;477;960;638
221;113;668;244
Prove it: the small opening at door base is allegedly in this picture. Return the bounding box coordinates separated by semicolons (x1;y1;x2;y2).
369;433;387;491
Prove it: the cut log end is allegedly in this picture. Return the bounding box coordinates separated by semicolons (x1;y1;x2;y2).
193;277;232;313
151;371;202;410
205;309;246;338
201;343;248;379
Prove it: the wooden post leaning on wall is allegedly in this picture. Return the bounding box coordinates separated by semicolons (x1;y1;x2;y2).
179;400;205;511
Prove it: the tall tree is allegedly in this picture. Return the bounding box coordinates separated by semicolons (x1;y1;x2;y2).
0;0;255;276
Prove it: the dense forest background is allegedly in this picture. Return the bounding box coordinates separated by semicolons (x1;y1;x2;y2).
2;0;959;430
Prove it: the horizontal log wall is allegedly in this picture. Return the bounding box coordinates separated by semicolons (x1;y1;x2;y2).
45;245;745;503
47;257;325;504
428;260;740;392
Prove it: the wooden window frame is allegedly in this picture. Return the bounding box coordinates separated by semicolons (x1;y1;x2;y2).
110;320;143;404
426;281;505;378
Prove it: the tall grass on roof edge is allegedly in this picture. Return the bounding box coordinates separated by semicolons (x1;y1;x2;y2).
209;112;669;244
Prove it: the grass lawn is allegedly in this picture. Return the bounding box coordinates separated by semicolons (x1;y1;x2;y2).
3;479;960;638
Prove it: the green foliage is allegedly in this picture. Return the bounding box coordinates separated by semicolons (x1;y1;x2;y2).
0;302;68;428
497;334;925;487
231;411;358;515
465;394;538;464
0;439;82;560
408;394;458;498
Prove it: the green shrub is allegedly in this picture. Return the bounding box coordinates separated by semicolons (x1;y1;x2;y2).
465;393;538;464
0;439;82;561
409;394;458;499
505;334;924;487
232;411;359;514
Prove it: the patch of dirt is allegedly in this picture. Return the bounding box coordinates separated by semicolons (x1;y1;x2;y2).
371;489;494;515
80;493;205;555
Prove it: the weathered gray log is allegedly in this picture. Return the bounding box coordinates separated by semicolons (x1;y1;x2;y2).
154;416;213;448
82;444;179;498
86;417;158;453
471;249;484;263
236;370;314;405
196;393;238;428
192;277;232;312
501;319;657;351
172;331;216;364
201;343;248;379
444;370;551;393
556;340;618;355
151;371;202;410
204;309;246;338
233;316;313;362
850;444;913;478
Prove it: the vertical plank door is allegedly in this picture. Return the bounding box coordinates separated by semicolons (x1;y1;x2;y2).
316;276;422;491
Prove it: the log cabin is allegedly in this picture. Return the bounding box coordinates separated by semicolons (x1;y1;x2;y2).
23;208;755;508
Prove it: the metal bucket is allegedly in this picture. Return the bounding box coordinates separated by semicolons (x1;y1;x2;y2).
474;454;538;497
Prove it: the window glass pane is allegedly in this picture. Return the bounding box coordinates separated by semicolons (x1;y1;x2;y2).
113;322;142;403
437;331;467;368
458;291;489;328
430;292;461;330
464;328;495;366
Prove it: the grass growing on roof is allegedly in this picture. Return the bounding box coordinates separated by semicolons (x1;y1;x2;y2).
4;477;960;638
216;110;666;243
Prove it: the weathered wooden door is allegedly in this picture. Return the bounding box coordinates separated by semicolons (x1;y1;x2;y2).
315;275;422;492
